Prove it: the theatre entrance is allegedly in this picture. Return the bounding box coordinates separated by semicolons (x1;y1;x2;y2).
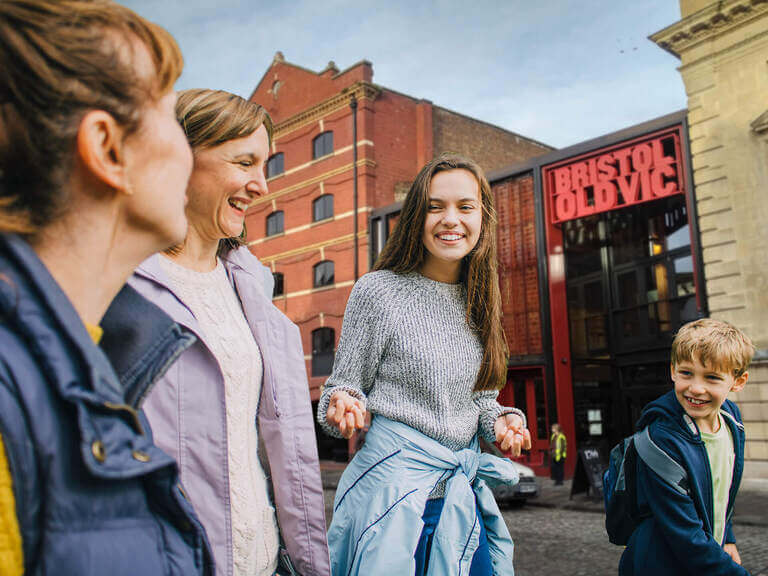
561;195;698;452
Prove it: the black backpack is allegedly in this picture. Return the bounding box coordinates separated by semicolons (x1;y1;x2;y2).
602;427;690;545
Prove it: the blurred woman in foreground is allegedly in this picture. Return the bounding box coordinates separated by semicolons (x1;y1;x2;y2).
0;1;211;574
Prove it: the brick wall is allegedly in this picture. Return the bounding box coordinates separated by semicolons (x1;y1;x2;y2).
433;106;552;174
251;54;372;123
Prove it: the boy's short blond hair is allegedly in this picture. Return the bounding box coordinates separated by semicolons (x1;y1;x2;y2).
671;318;755;376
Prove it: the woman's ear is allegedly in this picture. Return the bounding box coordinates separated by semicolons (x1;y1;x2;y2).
76;110;128;193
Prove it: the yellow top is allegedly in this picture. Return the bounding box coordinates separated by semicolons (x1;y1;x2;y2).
0;437;23;576
0;322;103;575
85;322;103;344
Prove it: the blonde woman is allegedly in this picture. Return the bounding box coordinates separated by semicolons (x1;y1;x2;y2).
114;89;330;576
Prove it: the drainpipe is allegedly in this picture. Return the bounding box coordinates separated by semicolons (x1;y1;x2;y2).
350;94;359;281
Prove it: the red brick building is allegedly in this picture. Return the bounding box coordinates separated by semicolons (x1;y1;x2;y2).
246;53;551;459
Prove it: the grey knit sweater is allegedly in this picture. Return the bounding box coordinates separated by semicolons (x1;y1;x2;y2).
317;270;524;452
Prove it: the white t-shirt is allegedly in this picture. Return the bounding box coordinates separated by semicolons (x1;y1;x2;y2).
701;413;735;546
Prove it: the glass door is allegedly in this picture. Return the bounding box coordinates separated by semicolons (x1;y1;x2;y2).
564;195;698;447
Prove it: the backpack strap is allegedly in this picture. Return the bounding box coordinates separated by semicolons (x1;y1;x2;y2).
633;427;689;496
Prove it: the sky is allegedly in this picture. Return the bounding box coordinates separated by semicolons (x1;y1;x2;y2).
123;0;686;149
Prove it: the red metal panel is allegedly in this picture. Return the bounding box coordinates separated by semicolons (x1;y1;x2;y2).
493;175;543;356
542;219;577;477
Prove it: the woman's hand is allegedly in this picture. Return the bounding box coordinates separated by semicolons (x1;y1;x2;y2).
325;390;366;439
493;413;532;458
724;543;741;565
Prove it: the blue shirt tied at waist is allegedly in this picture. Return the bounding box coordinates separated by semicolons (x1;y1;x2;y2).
329;416;519;576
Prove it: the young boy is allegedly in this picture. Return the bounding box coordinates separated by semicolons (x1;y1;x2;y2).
620;318;753;576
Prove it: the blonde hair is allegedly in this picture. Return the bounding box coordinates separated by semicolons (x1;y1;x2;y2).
0;0;183;235
173;89;273;255
671;318;755;377
175;89;273;150
374;153;508;391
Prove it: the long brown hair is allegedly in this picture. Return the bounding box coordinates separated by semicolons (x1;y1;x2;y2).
374;153;508;391
0;0;183;235
173;88;273;256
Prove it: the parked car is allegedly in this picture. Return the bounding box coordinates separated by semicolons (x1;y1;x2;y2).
480;439;540;506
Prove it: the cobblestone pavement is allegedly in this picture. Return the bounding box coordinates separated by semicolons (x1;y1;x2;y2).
323;489;768;575
501;505;768;576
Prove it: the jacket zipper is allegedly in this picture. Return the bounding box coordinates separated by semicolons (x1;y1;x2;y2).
721;411;742;535
701;441;715;537
231;275;280;419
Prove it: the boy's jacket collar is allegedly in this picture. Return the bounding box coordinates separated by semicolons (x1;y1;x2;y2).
636;388;740;440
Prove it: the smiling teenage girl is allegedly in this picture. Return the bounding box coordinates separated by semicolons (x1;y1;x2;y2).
317;154;531;576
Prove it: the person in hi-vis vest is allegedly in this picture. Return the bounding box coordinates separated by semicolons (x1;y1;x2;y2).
550;423;567;485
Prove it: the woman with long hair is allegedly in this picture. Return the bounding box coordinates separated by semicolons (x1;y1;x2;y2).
317;154;531;575
0;1;211;574
109;88;330;576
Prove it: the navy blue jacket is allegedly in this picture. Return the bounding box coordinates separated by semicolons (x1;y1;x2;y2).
0;234;213;575
620;390;748;576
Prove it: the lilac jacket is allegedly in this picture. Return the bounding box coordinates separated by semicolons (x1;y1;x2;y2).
128;247;330;576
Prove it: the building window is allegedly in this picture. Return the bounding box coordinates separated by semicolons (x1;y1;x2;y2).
272;272;284;297
313;131;333;159
266;153;284;178
266;210;284;236
312;327;335;376
313;194;334;222
313;260;334;288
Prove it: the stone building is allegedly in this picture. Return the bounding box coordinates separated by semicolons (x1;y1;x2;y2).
651;0;768;478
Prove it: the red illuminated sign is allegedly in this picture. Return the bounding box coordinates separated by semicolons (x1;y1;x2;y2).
544;128;684;224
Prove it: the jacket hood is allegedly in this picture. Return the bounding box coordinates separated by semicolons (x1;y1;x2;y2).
220;245;274;299
136;246;273;301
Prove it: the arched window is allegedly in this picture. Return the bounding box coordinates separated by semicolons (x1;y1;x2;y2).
313;260;334;288
312;131;333;159
266;152;284;178
313;194;334;222
312;327;335;376
266;210;284;237
272;272;284;297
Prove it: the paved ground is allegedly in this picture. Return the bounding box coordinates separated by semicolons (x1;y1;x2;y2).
501;505;768;576
321;462;768;574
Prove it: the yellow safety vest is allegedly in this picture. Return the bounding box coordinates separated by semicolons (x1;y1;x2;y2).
550;432;567;462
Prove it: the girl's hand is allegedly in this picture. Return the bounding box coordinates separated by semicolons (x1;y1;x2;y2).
724;543;741;565
493;413;532;458
326;390;366;439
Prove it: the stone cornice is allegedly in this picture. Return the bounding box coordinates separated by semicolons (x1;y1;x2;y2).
752;109;768;134
273;82;381;140
650;0;768;58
